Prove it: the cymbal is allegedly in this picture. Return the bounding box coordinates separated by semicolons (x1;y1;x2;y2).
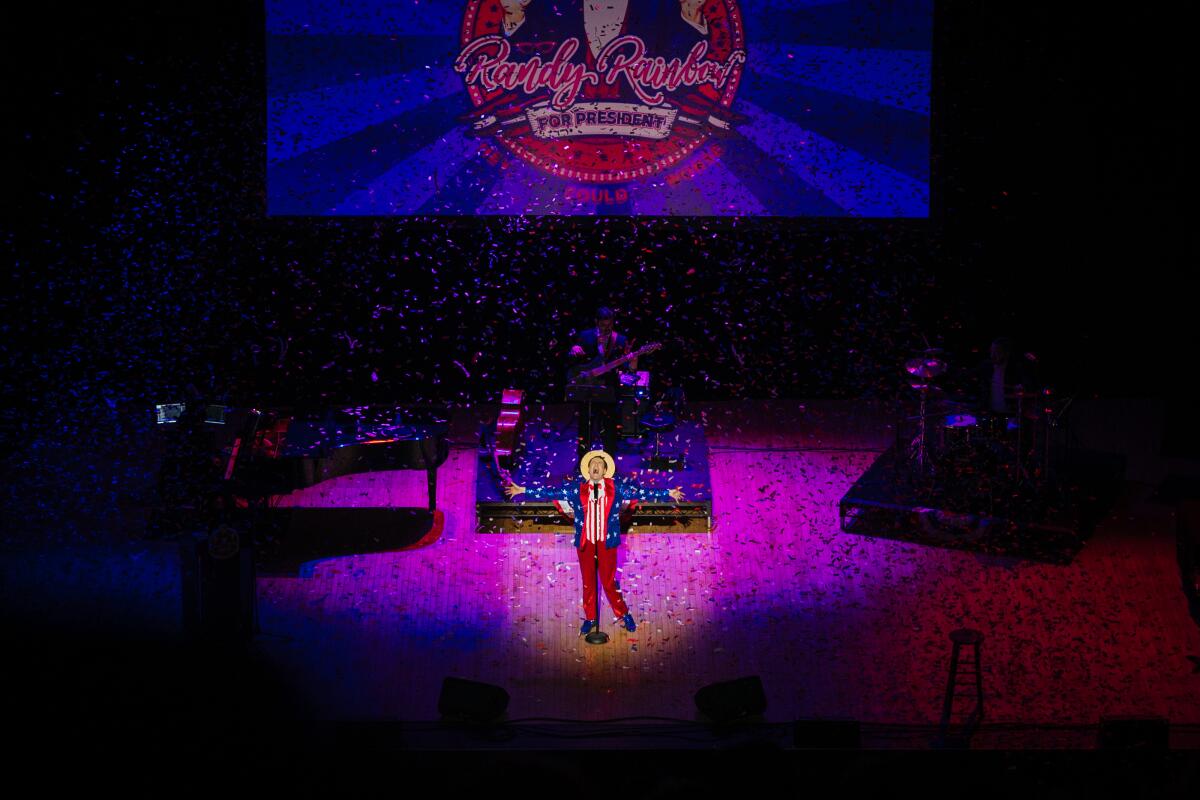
905;356;947;379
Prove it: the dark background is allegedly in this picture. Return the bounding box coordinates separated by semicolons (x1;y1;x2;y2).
5;2;1188;436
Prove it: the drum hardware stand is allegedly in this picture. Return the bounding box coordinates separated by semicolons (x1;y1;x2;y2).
904;349;948;477
913;384;932;474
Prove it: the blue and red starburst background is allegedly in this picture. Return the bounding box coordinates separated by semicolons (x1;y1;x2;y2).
267;0;931;216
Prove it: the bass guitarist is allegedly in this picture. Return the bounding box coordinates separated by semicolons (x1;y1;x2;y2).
568;307;636;458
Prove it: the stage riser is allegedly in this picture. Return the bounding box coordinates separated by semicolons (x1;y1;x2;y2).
836;446;1121;564
476;404;713;534
839;502;1081;563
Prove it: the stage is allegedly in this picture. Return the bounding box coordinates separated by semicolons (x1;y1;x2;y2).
252;400;1200;736
9;398;1196;748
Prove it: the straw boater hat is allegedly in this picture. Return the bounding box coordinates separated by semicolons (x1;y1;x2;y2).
579;449;616;480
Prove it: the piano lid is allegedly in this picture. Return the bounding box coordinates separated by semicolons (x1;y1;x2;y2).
269;405;448;459
278;420;443;459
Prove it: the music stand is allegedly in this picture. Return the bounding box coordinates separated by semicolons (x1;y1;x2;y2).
566;384;615;454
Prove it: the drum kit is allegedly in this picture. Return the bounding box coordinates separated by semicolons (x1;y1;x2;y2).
902;348;1071;490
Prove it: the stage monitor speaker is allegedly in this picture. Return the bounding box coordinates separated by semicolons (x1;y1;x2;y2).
438;677;510;723
1099;716;1169;750
695;676;767;724
793;718;862;749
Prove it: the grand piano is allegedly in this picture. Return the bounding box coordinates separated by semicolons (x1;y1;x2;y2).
234;406;450;510
160;403;453;606
200;405;451;574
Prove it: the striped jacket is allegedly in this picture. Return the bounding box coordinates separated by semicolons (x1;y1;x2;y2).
522;476;672;549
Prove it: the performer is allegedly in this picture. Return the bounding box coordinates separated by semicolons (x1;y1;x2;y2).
505;449;684;634
568;307;633;458
973;337;1037;416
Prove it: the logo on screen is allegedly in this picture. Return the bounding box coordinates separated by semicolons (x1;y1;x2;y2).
454;0;746;184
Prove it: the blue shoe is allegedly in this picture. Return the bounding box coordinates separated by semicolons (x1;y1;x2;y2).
580;619;598;635
622;613;637;633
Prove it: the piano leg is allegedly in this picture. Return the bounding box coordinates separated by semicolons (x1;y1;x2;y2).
419;437;439;511
417;438;446;513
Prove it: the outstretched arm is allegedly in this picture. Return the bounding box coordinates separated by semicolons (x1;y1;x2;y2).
506;480;573;502
617;476;685;503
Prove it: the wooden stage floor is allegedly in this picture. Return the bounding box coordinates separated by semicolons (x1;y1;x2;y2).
251;399;1200;738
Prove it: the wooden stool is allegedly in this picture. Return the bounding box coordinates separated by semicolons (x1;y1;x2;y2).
941;628;984;729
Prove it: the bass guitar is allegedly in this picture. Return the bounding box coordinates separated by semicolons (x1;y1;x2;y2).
566;341;661;386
